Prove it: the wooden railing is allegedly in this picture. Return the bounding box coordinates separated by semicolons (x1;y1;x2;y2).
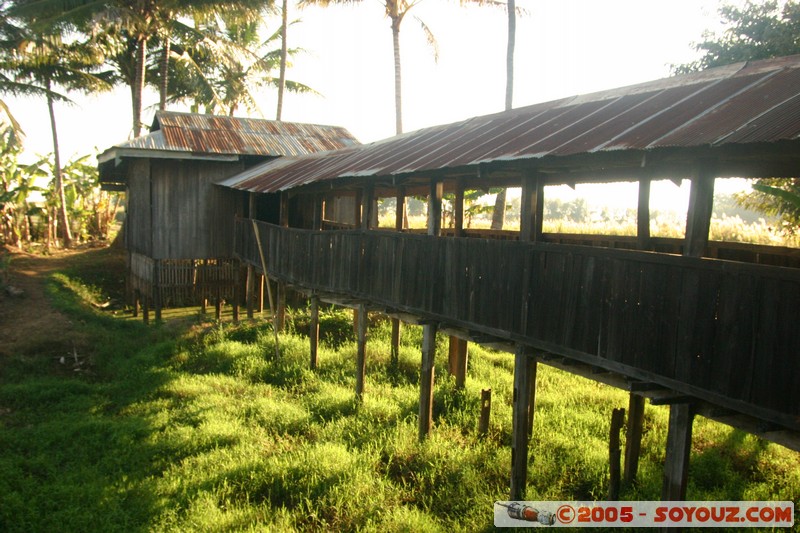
235;219;800;431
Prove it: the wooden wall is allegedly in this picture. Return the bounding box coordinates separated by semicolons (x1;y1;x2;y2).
124;158;249;260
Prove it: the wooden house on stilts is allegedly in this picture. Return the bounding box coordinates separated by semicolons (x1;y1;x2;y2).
98;111;358;319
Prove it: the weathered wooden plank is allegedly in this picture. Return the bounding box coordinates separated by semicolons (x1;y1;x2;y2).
662;403;694;501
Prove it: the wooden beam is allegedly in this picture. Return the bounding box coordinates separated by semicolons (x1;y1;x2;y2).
511;345;536;500
519;172;544;242
684;169;715;258
662;403;694;501
395;186;406;231
310;296;320;370
246;265;255;319
624;393;645;485
419;323;437;440
362;184;374;230
276;281;286;331
390;319;401;366
356;304;367;398
353;188;363;228
637;176;652;250
279;191;289;228
428;180;443;237
454;177;465;237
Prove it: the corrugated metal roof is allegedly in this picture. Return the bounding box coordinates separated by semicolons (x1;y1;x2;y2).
220;55;800;194
98;111;359;163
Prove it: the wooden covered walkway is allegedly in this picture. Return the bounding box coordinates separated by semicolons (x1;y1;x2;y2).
222;56;800;500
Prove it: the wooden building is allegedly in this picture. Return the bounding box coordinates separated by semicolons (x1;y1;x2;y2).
221;55;800;500
98;111;358;317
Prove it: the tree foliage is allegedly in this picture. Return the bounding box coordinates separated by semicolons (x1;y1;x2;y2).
673;0;800;74
675;1;800;235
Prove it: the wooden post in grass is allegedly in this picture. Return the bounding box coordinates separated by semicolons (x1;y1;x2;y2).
153;260;162;322
310;295;320;370
624;393;645;484
390;186;405;365
479;388;492;436
609;407;625;500
142;293;150;324
448;336;468;388
356;304;367;398
511;345;536;500
133;289;140;318
661;403;694;501
419;323;437;440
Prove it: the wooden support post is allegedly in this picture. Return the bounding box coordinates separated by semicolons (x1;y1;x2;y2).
310;296;320;370
362;184;374;230
609;407;626;500
684;168;716;258
133;289;140;318
419;323;437;440
428;180;443;237
454;178;465;237
246;265;255;319
661;403;694;501
527;357;537;437
232;279;240;324
312;194;323;231
258;274;264;314
519;172;544;243
153;260;162;322
215;297;222;321
638;177;652;250
276;282;286;331
353;189;363;228
390;186;405;366
356;304;368;398
390;319;401;366
448;336;468;388
395;186;406;231
624;393;646;484
479;388;492;436
142;294;150;324
279;191;289;228
511;345;536;500
201;297;207;315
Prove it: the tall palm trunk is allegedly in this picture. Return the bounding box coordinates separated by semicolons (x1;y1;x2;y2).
491;0;517;231
46;79;72;248
391;14;403;135
132;35;147;136
159;32;171;111
276;0;288;121
505;0;515;111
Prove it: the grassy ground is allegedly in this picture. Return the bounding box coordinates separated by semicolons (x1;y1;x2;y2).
0;247;798;532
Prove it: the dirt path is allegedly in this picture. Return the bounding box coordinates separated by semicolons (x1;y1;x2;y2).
0;246;84;359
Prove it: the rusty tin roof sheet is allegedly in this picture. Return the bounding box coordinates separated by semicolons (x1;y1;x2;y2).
99;111;359;162
220;55;800;193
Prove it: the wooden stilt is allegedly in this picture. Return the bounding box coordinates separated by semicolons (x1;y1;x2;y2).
624;393;646;484
276;282;286;331
142;294;150;324
609;408;625;500
310;296;320;370
511;345;536;500
478;388;492;436
661;403;694;501
390;318;401;366
259;275;265;314
355;304;367;398
215;298;222;321
448;336;468;388
419;323;437;440
246;265;255;319
133;290;140;318
153;260;162;322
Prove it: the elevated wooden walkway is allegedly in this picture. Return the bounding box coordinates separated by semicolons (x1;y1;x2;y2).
235;219;800;434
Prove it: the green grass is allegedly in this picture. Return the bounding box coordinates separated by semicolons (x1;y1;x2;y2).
0;251;798;532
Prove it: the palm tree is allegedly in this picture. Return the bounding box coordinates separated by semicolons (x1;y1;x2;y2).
168;15;315;117
0;16;110;247
490;0;515;230
303;0;501;135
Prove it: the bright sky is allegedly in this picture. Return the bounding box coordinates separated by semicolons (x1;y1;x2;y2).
5;0;744;209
